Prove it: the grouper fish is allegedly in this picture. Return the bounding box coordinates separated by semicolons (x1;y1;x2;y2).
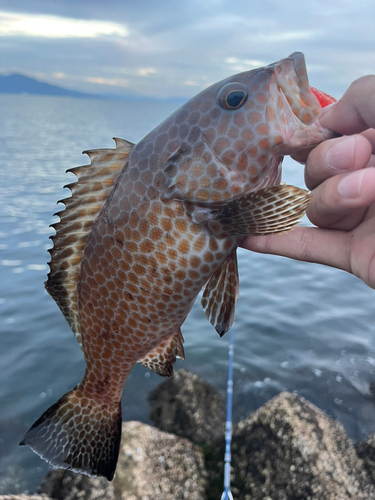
21;52;336;480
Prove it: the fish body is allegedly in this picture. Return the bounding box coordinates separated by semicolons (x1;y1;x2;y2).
21;52;335;480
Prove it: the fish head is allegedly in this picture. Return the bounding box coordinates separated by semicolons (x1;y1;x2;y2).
182;52;335;193
211;51;333;154
160;52;336;202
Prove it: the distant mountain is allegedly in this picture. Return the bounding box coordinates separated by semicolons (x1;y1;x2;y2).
0;74;105;99
0;74;187;103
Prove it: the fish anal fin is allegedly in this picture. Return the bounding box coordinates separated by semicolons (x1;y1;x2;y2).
139;330;185;377
207;184;311;238
201;251;239;337
20;387;122;481
46;138;134;349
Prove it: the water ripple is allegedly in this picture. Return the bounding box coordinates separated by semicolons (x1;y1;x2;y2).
0;95;374;492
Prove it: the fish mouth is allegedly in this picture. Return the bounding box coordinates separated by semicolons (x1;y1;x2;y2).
264;52;337;153
271;52;321;125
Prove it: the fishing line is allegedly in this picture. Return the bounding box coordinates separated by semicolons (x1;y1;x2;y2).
221;327;234;500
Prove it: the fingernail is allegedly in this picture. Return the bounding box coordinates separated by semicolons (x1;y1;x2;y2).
337;170;365;199
326;136;356;171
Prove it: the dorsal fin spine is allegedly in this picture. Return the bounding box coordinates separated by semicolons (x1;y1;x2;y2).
45;138;134;350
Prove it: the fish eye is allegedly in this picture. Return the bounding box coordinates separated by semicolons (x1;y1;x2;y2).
218;83;248;110
226;90;247;108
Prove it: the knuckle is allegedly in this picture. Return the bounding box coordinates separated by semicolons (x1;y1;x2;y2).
349;75;375;92
306;180;341;227
304;143;329;190
299;228;314;261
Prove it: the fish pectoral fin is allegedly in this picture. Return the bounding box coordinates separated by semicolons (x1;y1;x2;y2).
139;330;185;377
207;184;311;238
202;250;239;337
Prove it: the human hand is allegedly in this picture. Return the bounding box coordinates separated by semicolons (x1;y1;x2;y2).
241;76;375;288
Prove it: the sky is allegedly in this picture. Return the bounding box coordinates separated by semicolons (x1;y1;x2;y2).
0;0;374;99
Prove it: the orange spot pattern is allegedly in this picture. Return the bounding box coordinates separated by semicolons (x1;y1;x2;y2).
79;181;237;402
62;52;332;431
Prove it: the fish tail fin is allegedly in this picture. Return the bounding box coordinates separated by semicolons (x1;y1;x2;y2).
20;387;122;481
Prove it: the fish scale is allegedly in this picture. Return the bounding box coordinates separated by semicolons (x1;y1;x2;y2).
21;52;337;480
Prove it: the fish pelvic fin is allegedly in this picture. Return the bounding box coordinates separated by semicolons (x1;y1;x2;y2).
207;184;311;238
202;250;239;337
138;330;185;377
46;138;134;349
20;387;122;481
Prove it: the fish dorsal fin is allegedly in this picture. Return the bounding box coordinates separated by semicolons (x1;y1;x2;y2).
45;138;134;349
201;251;239;337
138;330;185;377
207;184;311;238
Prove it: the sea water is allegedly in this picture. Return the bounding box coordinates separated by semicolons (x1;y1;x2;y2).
0;94;375;494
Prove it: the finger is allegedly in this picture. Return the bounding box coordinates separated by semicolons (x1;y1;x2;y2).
292;129;375;165
361;129;375;152
319;75;375;134
291;104;339;164
241;226;352;274
306;167;375;230
291;146;315;164
304;134;372;190
367;155;375;169
350;205;375;287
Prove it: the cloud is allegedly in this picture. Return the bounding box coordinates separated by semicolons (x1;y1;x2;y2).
224;58;268;73
0;1;374;99
0;10;128;38
136;67;158;76
84;76;129;87
52;71;66;79
184;80;200;86
253;30;319;43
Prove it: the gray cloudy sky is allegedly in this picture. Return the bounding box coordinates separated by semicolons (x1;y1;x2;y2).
0;0;374;99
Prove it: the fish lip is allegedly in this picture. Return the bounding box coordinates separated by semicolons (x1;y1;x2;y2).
272;52;321;122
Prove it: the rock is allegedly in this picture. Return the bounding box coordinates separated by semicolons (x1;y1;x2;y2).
21;378;375;500
356;433;375;482
114;421;207;500
149;369;226;499
231;391;375;500
38;469;114;500
0;465;28;496
148;369;225;445
38;421;207;500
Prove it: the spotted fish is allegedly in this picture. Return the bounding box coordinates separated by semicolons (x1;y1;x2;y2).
21;52;336;480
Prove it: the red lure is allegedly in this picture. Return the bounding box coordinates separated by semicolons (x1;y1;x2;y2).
310;86;337;107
